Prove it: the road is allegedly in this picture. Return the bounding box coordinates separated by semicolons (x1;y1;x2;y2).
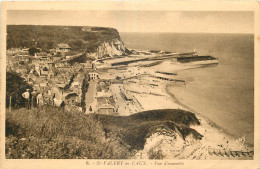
85;80;97;113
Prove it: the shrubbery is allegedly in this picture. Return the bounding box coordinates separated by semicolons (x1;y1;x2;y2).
148;149;164;159
68;39;87;51
6;71;33;109
6;106;132;159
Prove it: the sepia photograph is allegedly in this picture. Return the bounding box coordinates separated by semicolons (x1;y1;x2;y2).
1;1;259;167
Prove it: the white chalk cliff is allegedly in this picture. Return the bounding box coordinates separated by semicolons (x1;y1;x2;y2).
86;38;128;59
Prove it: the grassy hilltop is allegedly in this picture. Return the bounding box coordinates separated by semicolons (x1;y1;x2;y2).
7;25;121;52
88;109;202;151
6;106;202;159
6;106;131;159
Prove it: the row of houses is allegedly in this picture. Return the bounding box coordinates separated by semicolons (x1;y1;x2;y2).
7;43;71;56
7;43;72;67
35;85;81;108
30;69;82;109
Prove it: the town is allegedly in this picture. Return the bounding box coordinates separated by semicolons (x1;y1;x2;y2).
7;43;96;112
6;40;164;115
7;42;168;115
6;36;219;117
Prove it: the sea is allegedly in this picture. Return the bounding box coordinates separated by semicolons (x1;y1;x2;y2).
120;32;254;145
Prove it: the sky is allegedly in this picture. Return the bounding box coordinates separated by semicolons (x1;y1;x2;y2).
7;10;254;33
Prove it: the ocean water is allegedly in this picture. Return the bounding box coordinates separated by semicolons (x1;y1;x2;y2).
120;32;254;145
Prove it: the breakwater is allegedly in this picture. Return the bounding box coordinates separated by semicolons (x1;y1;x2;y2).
177;55;217;63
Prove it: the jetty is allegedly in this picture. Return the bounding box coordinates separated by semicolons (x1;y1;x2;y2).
110;51;217;66
177;55;217;63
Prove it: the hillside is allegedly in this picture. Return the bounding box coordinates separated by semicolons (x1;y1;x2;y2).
6;106;132;159
87;109;203;150
6;107;203;159
7;25;129;59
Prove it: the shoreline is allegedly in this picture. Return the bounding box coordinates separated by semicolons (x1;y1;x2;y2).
99;58;254;159
165;79;254;148
165;83;235;139
132;80;254;159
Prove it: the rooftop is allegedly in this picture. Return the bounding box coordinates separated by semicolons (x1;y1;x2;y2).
99;103;115;109
57;43;71;49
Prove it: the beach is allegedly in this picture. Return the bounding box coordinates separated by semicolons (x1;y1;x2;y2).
97;58;253;159
121;32;254;145
91;32;255;159
130;61;253;159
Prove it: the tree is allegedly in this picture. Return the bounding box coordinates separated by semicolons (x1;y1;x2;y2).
6;71;32;109
56;52;61;57
28;47;40;56
68;39;86;51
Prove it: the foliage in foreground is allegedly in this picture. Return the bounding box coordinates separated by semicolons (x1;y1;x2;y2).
6;106;132;159
6;71;32;108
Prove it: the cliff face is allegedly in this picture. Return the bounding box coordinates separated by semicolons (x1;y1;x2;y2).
86;38;128;59
7;25;129;60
